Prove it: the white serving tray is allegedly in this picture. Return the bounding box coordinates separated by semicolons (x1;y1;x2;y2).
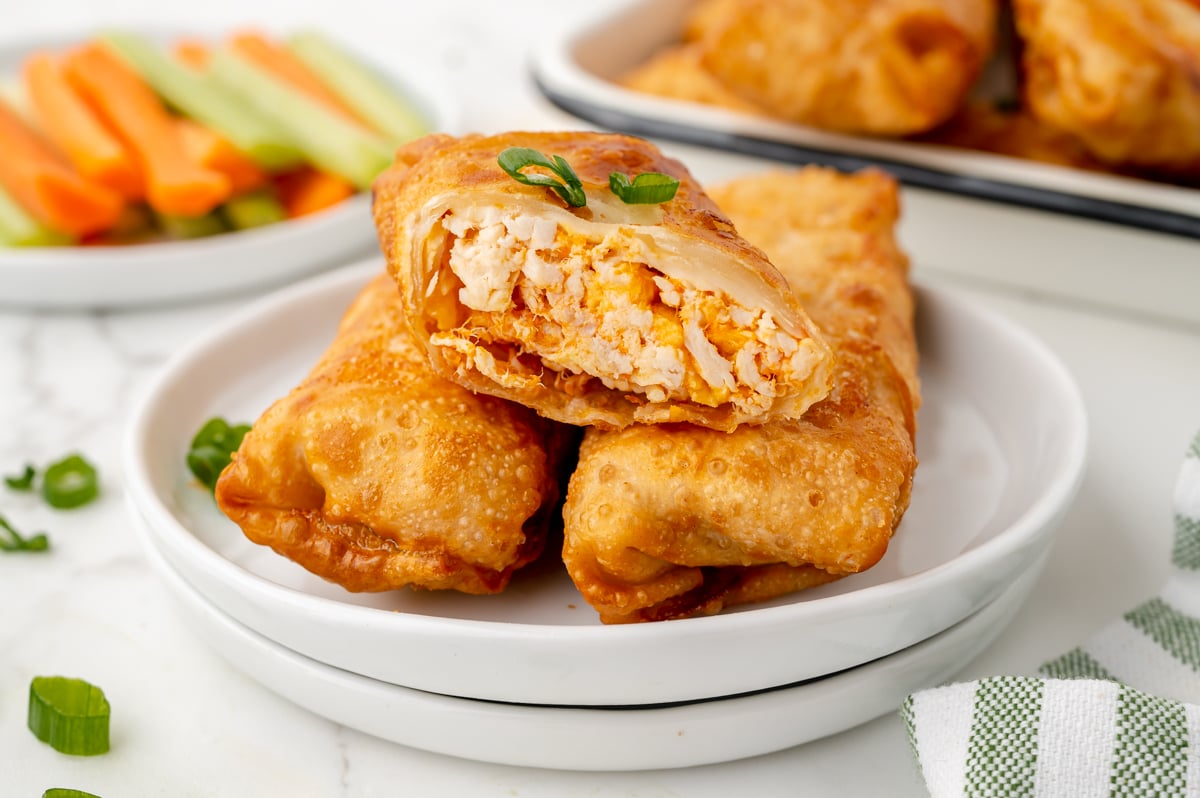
532;0;1200;327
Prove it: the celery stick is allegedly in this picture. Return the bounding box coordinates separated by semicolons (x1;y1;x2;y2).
155;211;228;240
0;184;71;246
221;190;286;230
210;48;392;190
287;31;429;145
100;32;304;171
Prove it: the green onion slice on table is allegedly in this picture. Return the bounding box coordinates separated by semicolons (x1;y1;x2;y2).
497;147;587;208
41;454;99;509
4;463;36;490
28;676;111;756
608;171;680;204
0;515;49;552
187;417;252;493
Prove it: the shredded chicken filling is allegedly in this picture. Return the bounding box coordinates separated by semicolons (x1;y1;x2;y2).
430;208;818;411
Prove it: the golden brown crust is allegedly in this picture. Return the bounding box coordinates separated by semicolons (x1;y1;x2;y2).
917;102;1104;169
215;273;567;595
372;131;835;431
1013;0;1200;173
561;167;919;623
619;44;768;116
634;0;997;136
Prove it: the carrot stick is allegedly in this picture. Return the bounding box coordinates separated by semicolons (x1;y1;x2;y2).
63;43;231;217
0;98;123;236
176;118;266;194
229;31;367;127
275;166;354;218
174;39;211;70
24;52;144;200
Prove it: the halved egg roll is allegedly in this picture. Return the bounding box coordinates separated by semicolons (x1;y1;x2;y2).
215;273;568;595
1013;0;1200;173
672;0;997;136
371;131;835;432
562;167;919;623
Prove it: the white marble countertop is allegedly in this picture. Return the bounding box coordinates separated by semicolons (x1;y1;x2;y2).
4;2;1200;796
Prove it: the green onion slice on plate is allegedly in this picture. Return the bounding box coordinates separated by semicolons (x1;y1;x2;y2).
186;417;252;493
608;171;680;205
28;676;111;756
41;454;99;510
497;147;587;208
43;789;103;798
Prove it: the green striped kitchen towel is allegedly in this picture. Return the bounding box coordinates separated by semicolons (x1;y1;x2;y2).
904;429;1200;796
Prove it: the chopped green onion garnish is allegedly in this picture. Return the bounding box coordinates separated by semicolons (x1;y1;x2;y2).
28;676;110;756
4;463;36;490
497;147;587;208
0;515;49;553
187;417;252;493
44;789;102;798
41;454;100;510
608;171;680;205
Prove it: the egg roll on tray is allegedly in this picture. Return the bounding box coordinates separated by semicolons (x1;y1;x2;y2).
562;167;920;623
215;273;569;595
371;131;835;432
623;0;997;136
1013;0;1200;174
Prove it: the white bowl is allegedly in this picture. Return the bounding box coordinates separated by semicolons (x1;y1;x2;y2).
138;514;1048;771
123;258;1087;706
0;31;458;310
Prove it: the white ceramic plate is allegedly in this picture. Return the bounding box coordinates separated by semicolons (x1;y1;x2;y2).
0;32;457;310
139;515;1046;771
532;0;1200;239
123;257;1087;706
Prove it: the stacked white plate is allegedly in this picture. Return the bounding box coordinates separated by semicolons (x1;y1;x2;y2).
123;259;1088;771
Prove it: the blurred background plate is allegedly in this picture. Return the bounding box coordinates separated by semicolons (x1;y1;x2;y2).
0;31;458;310
123;257;1086;706
532;0;1200;327
532;0;1200;237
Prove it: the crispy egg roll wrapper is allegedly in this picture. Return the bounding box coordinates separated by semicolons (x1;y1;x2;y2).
372;131;835;432
1013;0;1200;173
563;167;919;623
215;273;569;595
640;0;996;136
620;44;768;117
917;103;1104;170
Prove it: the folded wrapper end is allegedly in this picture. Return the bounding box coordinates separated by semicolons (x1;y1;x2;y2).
214;273;573;596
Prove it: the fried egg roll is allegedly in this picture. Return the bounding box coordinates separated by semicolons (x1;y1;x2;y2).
620;44;768;117
636;0;996;136
371;131;834;432
562;168;919;623
215;273;567;595
1013;0;1200;173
